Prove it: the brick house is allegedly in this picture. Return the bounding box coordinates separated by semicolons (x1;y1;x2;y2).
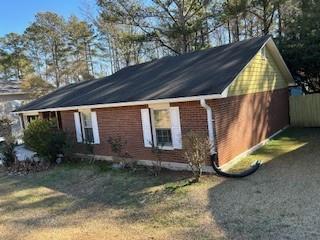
15;36;294;172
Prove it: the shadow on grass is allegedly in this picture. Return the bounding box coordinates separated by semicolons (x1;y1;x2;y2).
208;128;320;239
0;160;193;229
2;127;319;238
230;127;313;172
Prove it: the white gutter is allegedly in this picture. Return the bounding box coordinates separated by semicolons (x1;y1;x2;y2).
200;99;216;154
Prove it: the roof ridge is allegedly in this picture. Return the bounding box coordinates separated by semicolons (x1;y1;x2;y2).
16;35;272;112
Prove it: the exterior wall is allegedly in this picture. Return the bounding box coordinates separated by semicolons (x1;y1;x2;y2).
59;88;289;167
228;46;288;96
210;88;289;166
60;102;208;164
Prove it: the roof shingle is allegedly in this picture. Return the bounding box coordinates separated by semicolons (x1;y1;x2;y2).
16;35;271;112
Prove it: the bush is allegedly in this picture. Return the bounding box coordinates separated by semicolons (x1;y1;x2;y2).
1;136;16;167
0;117;12;139
79;141;95;163
149;143;164;176
60;133;75;162
23;119;66;163
107;136;136;170
108;136;126;157
183;132;212;182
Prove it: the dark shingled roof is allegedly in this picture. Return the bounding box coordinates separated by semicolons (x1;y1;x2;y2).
17;35;271;112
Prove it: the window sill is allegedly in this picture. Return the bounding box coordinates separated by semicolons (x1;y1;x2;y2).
80;141;99;145
156;146;174;151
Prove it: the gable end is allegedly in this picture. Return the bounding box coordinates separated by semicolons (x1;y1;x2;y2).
227;38;294;97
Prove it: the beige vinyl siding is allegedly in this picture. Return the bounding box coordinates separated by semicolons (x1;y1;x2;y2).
228;47;288;96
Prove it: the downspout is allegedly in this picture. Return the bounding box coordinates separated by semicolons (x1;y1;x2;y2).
200;99;261;178
200;99;216;154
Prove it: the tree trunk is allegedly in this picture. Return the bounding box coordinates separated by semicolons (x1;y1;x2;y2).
235;16;240;41
227;19;232;43
52;43;60;88
278;2;282;40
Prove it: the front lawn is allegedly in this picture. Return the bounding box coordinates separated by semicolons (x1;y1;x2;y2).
1;128;320;240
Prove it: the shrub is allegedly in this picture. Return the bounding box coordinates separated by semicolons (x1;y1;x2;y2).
81;141;95;163
0;117;12;139
107;136;135;170
183;131;212;182
0;117;16;167
1;136;16;167
61;132;75;162
149;143;164;176
108;136;126;157
23;119;66;163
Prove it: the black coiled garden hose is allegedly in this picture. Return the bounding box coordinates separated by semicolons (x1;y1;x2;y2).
210;154;261;178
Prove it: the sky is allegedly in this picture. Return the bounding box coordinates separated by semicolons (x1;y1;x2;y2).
0;0;97;37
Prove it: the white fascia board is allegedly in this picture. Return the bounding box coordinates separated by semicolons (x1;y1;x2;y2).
23;111;39;116
15;93;226;114
266;39;295;84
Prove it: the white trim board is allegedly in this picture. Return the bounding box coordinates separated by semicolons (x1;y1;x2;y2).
219;125;289;172
24;111;39;116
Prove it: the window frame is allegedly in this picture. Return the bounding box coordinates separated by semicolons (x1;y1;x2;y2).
79;110;94;144
23;112;39;127
41;111;62;129
150;108;174;150
27;115;38;123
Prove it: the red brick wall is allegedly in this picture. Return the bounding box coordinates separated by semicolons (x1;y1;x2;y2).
60;102;208;163
59;88;289;166
60;110;77;137
209;88;289;165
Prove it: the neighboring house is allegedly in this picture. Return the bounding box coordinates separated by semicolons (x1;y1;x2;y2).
15;35;294;171
0;80;30;139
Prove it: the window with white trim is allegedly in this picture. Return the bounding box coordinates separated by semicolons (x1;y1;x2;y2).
23;113;39;128
152;109;172;147
27;115;38;123
140;106;182;150
80;110;94;143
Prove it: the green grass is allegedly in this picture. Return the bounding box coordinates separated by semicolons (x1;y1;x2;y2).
2;127;320;240
231;127;311;172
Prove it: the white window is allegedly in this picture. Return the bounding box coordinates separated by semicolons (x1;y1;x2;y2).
80;110;94;143
141;106;182;150
152;109;172;147
74;110;100;144
27;115;38;123
23;113;39;128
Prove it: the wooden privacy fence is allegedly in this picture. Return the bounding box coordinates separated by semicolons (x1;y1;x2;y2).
290;94;320;126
